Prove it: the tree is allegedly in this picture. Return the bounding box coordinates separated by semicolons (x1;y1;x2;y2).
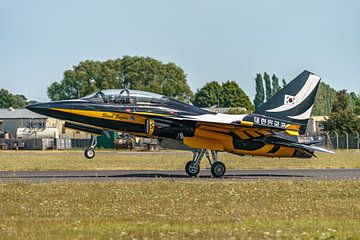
282;79;287;88
349;92;359;113
221;81;254;111
312;82;337;116
324;90;360;132
263;72;272;101
0;88;28;109
331;90;349;112
161;63;193;101
324;110;360;133
352;93;360;115
253;74;264;109
271;74;281;97
312;83;360;116
254;73;285;109
193;81;254;111
192;81;222;108
47;56;193;102
225;108;249;114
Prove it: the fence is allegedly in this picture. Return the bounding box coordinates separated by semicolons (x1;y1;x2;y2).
0;138;92;150
309;131;360;150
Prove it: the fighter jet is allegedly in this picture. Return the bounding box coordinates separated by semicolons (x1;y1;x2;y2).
27;70;334;177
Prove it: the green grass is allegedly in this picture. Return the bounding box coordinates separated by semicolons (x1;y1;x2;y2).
1;180;360;239
1;150;360;239
0;149;360;171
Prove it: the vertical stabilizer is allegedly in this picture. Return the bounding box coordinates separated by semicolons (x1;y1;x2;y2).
254;70;321;129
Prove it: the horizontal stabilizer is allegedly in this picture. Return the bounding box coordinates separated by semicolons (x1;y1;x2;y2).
271;140;335;154
292;144;335;154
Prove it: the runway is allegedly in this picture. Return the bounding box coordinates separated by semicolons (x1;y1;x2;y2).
1;169;360;182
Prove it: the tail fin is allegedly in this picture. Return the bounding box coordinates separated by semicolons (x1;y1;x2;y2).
254;70;321;130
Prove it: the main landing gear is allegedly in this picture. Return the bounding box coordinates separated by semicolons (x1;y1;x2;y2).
84;135;97;159
185;149;226;178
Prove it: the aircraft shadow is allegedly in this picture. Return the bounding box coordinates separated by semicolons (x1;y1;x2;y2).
0;173;310;179
108;173;309;179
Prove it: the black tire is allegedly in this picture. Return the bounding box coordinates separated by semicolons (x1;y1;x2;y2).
185;161;200;177
84;148;95;159
211;161;226;178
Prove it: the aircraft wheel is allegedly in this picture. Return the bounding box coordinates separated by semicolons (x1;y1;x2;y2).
84;148;95;159
211;161;226;178
185;161;200;177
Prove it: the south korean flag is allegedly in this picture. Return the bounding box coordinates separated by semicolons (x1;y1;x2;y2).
284;95;296;105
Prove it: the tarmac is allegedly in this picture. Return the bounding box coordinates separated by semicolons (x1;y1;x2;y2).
1;169;360;182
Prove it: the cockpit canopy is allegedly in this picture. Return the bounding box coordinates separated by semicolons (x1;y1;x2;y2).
81;89;169;104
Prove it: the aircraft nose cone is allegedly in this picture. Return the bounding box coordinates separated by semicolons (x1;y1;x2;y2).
26;102;51;115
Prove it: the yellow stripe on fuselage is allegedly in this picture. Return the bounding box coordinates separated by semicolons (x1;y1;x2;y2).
246;130;261;138
132;112;170;117
148;118;155;135
234;131;250;140
240;121;254;127
51;108;147;124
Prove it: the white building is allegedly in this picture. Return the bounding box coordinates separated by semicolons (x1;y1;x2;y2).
307;116;327;134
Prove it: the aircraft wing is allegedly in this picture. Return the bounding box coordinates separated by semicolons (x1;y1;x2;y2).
132;112;299;136
132;111;334;154
192;119;335;154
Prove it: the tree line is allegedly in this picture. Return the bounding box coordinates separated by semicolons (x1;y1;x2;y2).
192;81;253;111
47;56;255;111
47;56;193;102
1;56;254;112
324;90;360;132
253;72;287;109
0;88;36;109
310;82;359;116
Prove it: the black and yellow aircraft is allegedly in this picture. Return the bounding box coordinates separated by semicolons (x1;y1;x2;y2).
27;70;333;177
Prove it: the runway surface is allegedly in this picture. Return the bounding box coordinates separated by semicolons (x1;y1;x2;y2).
1;169;360;182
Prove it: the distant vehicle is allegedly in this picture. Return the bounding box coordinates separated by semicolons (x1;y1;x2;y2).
16;127;59;139
115;133;135;149
27;70;334;177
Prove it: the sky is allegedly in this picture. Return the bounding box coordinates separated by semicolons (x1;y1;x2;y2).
1;0;360;102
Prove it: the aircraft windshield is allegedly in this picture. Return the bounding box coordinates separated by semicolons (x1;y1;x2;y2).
82;89;169;104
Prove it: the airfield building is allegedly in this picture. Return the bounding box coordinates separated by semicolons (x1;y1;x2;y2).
0;108;47;135
0;108;91;138
306;116;326;135
0;108;92;150
0;108;157;150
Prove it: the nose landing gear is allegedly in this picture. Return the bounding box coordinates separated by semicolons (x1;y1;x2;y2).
84;135;97;159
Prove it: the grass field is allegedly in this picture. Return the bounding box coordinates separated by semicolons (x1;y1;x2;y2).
0;149;360;171
1;150;360;239
1;180;360;239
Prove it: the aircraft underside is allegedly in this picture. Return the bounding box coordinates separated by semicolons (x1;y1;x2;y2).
44;108;313;178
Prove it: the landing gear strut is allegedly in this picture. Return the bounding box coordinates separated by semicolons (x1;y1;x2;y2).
211;161;226;178
185;149;206;177
207;150;226;178
185;149;226;178
84;135;97;159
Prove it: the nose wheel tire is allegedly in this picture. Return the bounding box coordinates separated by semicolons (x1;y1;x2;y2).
211;161;226;178
185;161;200;177
84;148;95;159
